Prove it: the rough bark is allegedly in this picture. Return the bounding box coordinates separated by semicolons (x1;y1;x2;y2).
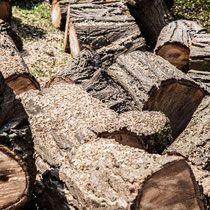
30;137;206;209
0;32;40;94
107;51;208;139
187;70;210;90
0;19;23;51
0;0;12;21
155;20;208;70
127;0;174;47
164;96;210;202
190;33;210;72
0;72;36;209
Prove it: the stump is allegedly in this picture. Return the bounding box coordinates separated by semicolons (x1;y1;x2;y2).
164;96;210;202
127;0;174;47
34;138;205;209
0;0;12;21
0;19;23;51
155;20;209;71
107;51;207;138
0;32;40;94
0;72;36;209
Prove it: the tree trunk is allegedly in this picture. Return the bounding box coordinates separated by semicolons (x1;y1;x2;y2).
187;70;210;90
0;0;12;21
0;32;40;94
0;19;23;51
127;0;174;47
32;138;205;209
164;96;210;202
190;33;210;72
0;72;36;209
107;51;207;139
154;20;208;71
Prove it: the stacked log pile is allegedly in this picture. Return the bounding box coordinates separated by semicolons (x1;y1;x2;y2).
0;0;209;209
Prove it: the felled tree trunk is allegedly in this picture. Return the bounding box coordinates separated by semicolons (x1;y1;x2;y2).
190;33;210;71
0;19;23;51
31;138;206;209
0;32;40;94
0;0;12;21
107;51;207;138
164;96;210;202
0;72;36;209
127;0;173;47
154;20;208;71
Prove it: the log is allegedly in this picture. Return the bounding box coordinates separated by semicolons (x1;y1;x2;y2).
164;96;210;202
0;32;40;94
32;138;206;209
190;33;210;71
0;72;36;209
154;20;208;70
107;51;208;138
0;19;23;51
127;0;174;47
0;0;12;21
187;70;210;90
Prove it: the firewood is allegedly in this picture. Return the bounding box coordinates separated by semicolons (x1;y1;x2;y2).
31;138;205;209
164;96;210;203
127;0;174;47
0;19;23;51
0;32;40;94
0;0;12;21
155;20;209;71
0;72;36;209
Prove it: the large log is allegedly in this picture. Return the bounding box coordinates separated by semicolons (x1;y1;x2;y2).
127;0;174;47
0;0;12;21
155;20;210;71
164;96;210;203
31;137;206;209
0;19;23;51
107;51;208;138
0;72;36;209
0;32;40;94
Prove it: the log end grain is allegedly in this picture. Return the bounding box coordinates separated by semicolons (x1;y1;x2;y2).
0;0;12;22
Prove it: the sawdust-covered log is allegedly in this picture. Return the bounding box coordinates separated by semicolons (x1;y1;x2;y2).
164;96;210;202
190;33;210;71
0;72;36;209
154;20;208;70
0;32;40;94
56;0;146;64
107;51;207;138
0;0;12;21
127;0;173;47
29;137;205;209
0;19;23;51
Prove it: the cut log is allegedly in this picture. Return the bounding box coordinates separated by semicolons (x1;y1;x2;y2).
19;83;173;154
154;20;208;70
0;72;36;209
190;33;210;72
127;0;174;47
33;138;205;209
0;32;40;94
107;51;208;138
0;0;12;21
0;19;23;51
187;70;210;90
164;96;210;202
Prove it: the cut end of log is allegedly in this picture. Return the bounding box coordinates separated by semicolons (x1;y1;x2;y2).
146;82;204;139
135;160;203;210
157;43;190;70
6;75;40;95
0;0;12;21
0;148;27;209
51;0;62;28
